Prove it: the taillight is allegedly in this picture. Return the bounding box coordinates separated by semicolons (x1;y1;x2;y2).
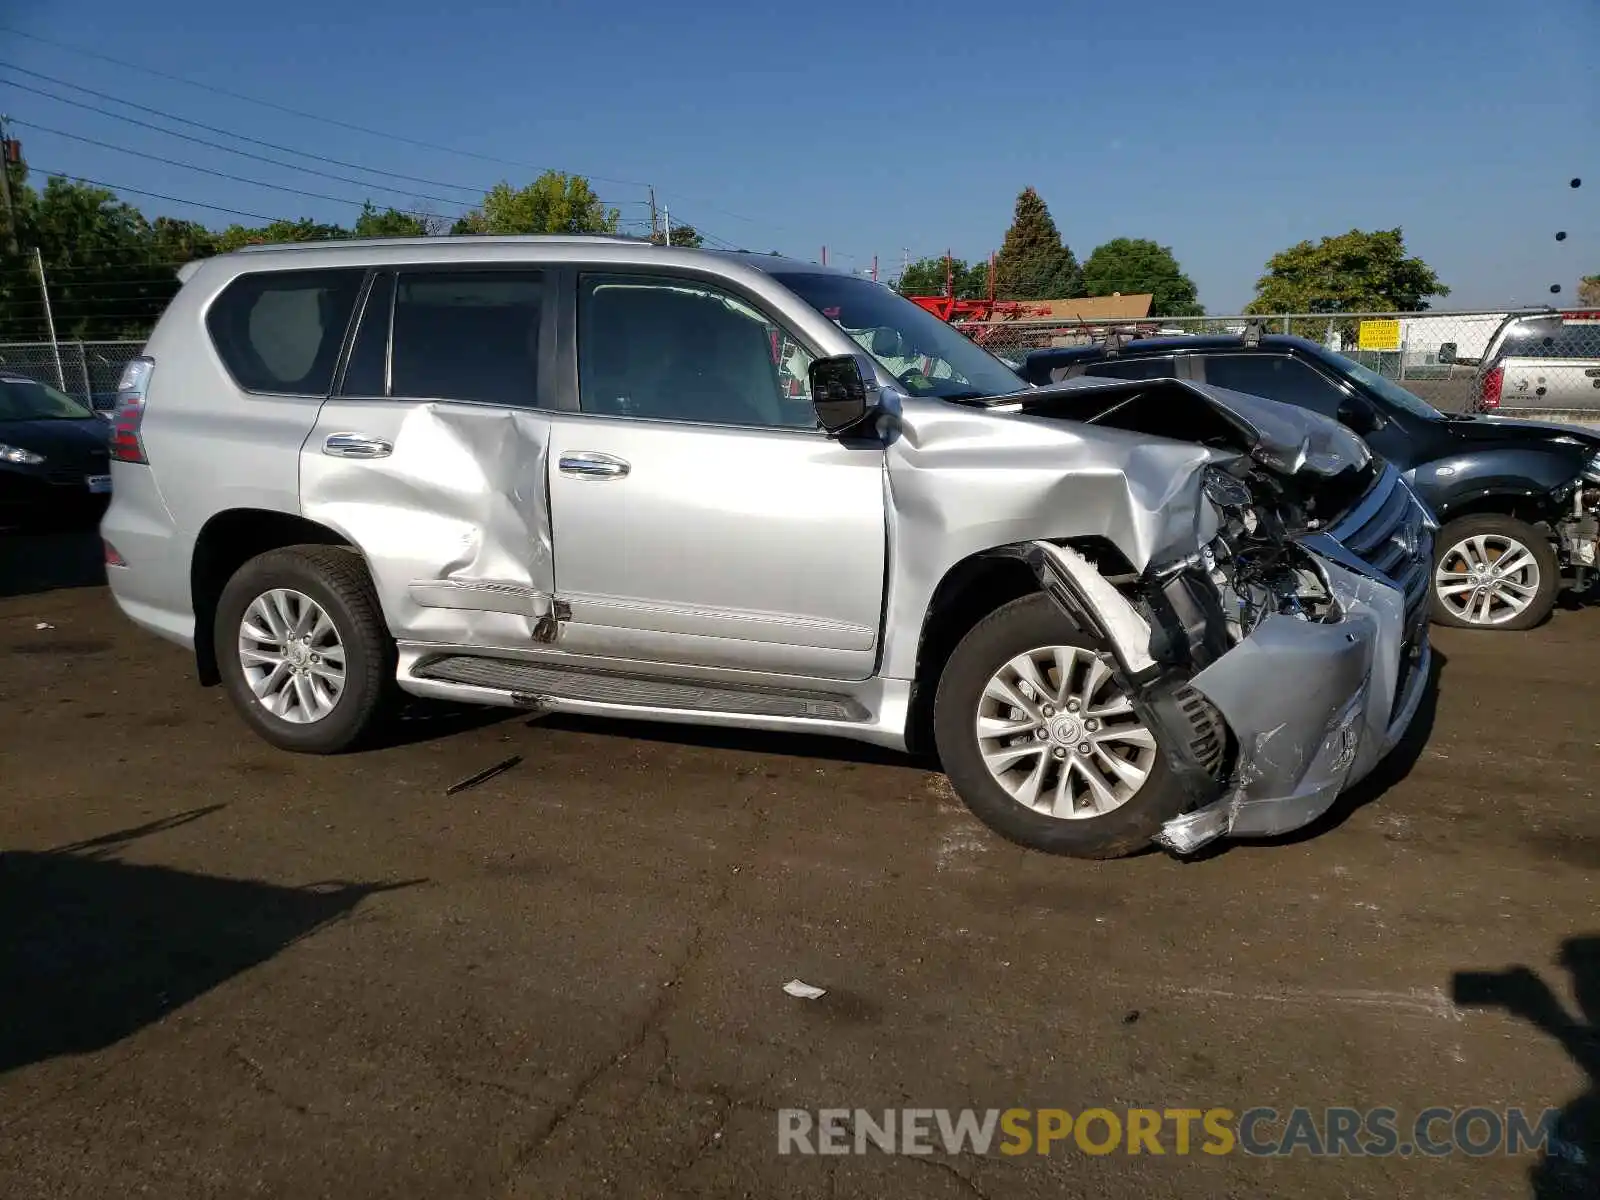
1480;366;1503;411
111;356;153;464
103;538;127;567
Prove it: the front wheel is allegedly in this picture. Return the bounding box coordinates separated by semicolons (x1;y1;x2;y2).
214;545;398;753
1430;515;1558;631
932;593;1197;859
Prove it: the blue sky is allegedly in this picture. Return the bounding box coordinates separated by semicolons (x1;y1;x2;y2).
2;0;1596;311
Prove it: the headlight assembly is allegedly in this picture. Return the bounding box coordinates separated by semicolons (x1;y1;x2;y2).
0;442;46;466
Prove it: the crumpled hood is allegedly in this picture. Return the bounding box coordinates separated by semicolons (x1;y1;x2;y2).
993;376;1373;480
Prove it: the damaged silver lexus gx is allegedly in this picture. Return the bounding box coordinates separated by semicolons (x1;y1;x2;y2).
103;238;1435;858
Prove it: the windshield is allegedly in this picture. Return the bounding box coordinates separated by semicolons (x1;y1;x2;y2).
0;378;93;421
771;272;1025;402
1326;353;1447;422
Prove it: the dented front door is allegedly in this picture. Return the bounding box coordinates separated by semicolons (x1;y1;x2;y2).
300;267;559;650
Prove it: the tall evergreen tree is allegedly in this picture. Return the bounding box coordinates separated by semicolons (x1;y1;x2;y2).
992;188;1082;300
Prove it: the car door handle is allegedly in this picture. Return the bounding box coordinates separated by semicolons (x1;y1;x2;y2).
559;452;630;479
323;432;393;459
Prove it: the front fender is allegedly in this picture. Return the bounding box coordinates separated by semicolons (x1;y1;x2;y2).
1411;448;1582;521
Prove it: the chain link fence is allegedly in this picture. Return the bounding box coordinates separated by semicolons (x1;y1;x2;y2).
3;309;1599;420
964;309;1600;417
0;340;147;411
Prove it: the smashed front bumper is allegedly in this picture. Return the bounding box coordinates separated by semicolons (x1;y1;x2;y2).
1155;465;1436;855
1155;555;1431;854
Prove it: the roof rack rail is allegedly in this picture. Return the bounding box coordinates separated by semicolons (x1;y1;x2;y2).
232;233;653;254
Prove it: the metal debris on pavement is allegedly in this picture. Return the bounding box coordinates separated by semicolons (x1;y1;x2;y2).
782;979;827;1000
445;755;523;796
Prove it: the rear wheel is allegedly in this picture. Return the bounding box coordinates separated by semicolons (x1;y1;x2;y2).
1430;515;1558;631
215;544;397;753
933;593;1203;859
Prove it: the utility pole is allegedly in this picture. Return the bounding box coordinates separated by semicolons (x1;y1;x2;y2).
663;205;672;246
35;246;65;390
0;115;19;256
648;186;659;241
821;246;827;267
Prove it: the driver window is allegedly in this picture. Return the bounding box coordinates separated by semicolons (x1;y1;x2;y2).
578;274;817;429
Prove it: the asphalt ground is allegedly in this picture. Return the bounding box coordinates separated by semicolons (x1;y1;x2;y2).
2;529;1596;1199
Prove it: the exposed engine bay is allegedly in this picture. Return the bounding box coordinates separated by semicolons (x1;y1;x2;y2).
965;376;1435;852
991;376;1387;666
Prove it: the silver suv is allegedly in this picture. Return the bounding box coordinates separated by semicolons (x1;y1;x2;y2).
102;237;1433;859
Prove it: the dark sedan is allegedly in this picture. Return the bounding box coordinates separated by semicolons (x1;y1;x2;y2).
0;372;113;530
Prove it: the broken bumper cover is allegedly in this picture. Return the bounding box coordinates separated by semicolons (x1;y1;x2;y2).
1156;554;1431;855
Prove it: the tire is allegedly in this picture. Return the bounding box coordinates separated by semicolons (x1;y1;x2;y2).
932;593;1193;859
214;544;398;753
1429;514;1559;631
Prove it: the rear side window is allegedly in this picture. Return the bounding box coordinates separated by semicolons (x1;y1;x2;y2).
1081;356;1176;381
388;270;545;406
206;269;364;395
1498;323;1600;360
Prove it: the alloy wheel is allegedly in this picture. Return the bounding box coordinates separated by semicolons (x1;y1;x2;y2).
1435;533;1541;626
973;645;1158;819
237;588;347;723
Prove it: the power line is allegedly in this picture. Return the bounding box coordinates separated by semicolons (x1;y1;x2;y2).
4;103;480;211
0;63;497;197
0;32;791;243
10;120;467;220
20;167;285;222
0;28;655;189
0;77;649;218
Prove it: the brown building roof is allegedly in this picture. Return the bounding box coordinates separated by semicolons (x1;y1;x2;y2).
1031;293;1154;320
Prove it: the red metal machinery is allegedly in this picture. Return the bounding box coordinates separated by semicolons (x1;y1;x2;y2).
904;251;1054;344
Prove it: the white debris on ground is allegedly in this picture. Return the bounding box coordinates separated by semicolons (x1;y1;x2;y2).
782;979;827;1000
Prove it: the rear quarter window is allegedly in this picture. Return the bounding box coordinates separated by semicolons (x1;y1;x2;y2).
1498;323;1600;360
205;269;365;394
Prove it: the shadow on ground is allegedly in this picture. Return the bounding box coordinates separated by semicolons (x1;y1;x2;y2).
0;806;419;1075
1453;935;1600;1199
0;529;106;598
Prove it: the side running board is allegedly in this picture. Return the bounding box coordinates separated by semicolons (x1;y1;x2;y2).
410;655;869;721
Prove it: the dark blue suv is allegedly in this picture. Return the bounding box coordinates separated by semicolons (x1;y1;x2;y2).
1023;334;1600;631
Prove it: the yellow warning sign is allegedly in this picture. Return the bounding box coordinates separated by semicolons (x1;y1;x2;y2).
1358;319;1401;351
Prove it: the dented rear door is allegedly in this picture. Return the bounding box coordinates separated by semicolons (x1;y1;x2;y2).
300;267;559;650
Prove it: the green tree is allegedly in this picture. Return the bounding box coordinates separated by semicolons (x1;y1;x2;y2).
213;218;349;252
651;222;704;247
1080;238;1203;316
992;188;1081;300
1579;274;1600;307
149;216;219;263
0;174;172;341
896;256;990;299
352;202;428;239
454;171;620;236
1248;228;1448;319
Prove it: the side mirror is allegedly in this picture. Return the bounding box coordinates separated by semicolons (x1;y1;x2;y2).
1336;395;1383;436
1437;342;1457;365
809;354;880;435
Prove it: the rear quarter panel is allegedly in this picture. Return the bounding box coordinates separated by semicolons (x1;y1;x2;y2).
1496;354;1600;411
138;260;326;534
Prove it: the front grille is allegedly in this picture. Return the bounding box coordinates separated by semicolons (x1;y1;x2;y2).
1324;465;1432;721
